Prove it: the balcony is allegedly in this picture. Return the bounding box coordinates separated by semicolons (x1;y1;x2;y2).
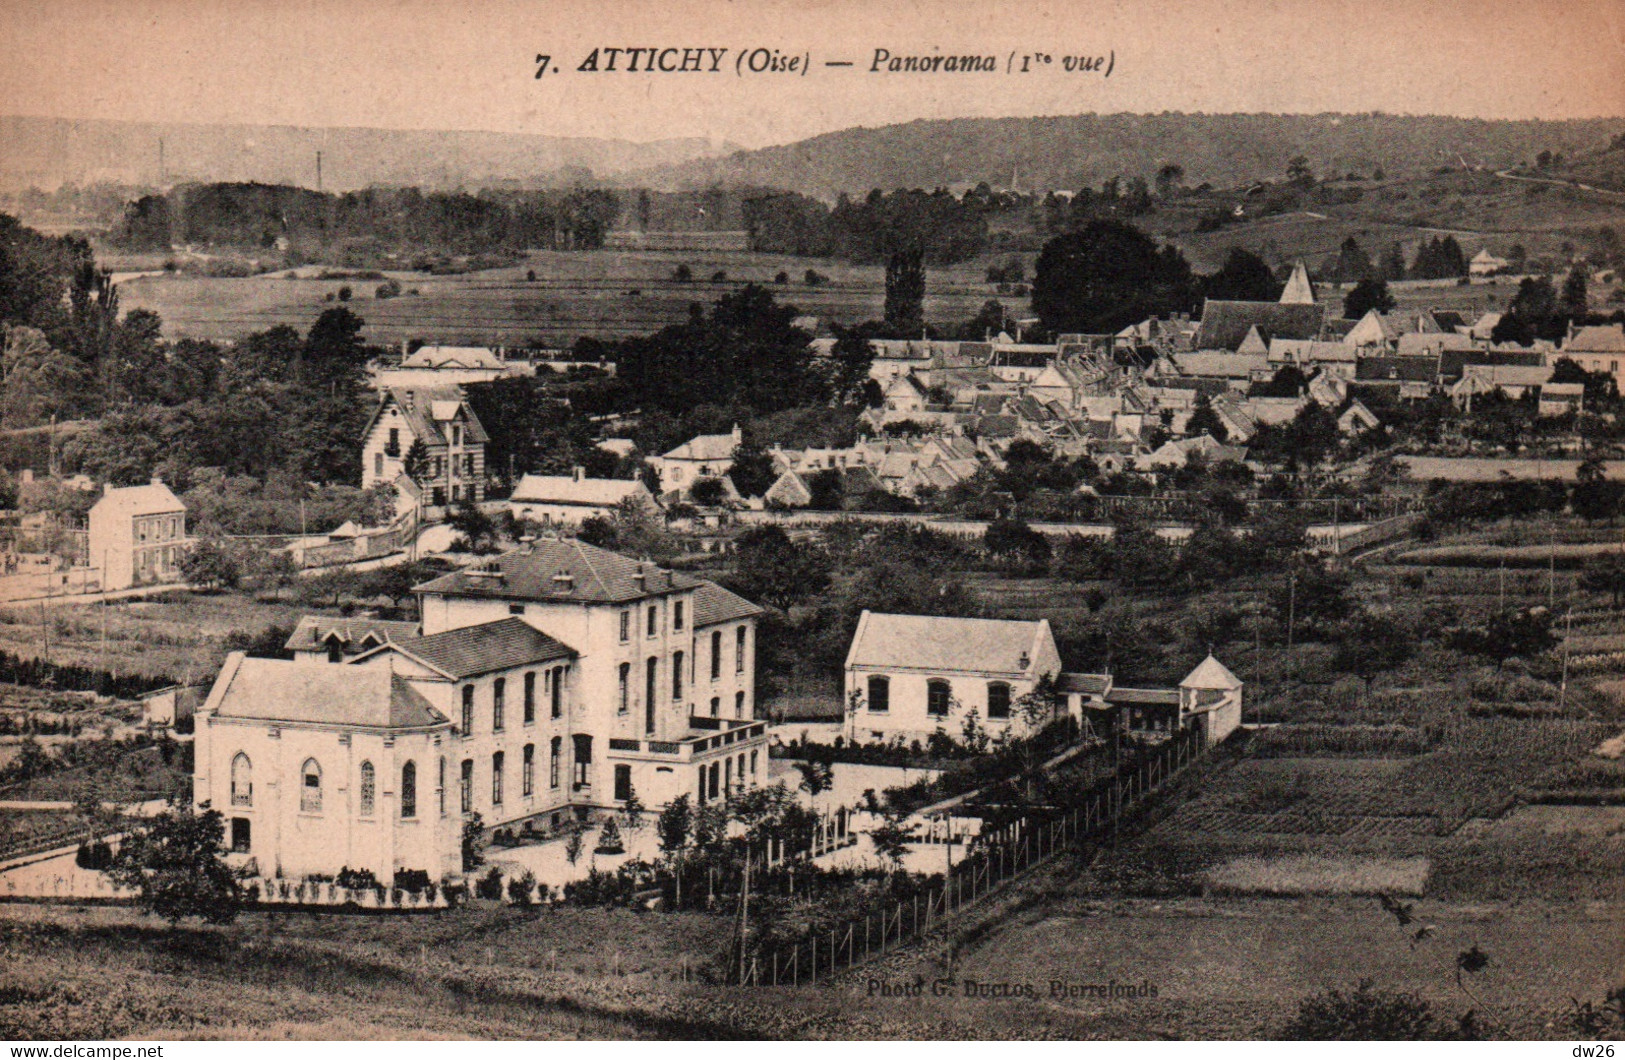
605;718;767;762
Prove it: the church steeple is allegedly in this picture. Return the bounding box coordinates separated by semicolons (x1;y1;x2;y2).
1280;260;1316;305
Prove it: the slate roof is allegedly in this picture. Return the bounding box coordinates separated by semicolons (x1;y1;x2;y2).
414;539;706;603
283;615;421;654
1196;300;1326;352
1355;356;1439;383
206;653;446;729
1056;672;1111;695
1106;687;1182;705
691;582;765;627
364;386;489;448
845;611;1051;675
385;617;576;679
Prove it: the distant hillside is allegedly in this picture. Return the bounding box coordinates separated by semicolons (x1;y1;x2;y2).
0;115;736;193
632;113;1625;199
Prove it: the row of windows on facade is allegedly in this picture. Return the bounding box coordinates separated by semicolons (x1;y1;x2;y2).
452;633;747;739
134;516;184;543
864;676;1013;718
458;666;568;734
616;605;749;664
375;448;475;480
229;742;762;821
385;425;471;454
232;738;581;820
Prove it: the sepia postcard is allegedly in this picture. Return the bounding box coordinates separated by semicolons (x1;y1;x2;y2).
1;0;1624;1045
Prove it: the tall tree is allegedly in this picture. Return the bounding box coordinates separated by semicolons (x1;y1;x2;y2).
1031;220;1197;335
1203;247;1283;302
1343;277;1396;320
883;248;925;336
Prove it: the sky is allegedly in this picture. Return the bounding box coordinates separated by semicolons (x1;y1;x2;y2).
2;0;1623;148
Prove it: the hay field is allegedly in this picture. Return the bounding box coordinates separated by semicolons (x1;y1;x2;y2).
118;250;999;345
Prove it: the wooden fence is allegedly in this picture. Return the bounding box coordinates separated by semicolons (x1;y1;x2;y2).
748;729;1204;986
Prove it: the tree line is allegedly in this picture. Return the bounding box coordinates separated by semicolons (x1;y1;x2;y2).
114;183;621;254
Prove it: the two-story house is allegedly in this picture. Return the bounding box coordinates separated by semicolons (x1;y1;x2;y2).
646;425;742;496
87;477;188;591
360;386;488;514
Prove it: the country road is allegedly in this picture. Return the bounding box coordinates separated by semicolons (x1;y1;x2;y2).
1494;168;1625;200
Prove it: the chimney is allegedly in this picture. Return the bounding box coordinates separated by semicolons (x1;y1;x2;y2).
518;534;537;554
633;562;646;590
572;466;585;482
551;568;574;593
731;423;743;445
1019;651;1031;669
150;474;164;487
403;390;416;411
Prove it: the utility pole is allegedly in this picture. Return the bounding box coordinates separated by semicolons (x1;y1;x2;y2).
1285;568;1297;680
1559;594;1572;712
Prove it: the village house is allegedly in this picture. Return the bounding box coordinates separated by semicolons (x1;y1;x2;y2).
507;469;660;526
1553;324;1625;391
87;477;188;591
843;612;1065;743
194;539;767;885
360;387;488;513
1470;248;1511;276
372;345;523;389
1450;364;1553;409
646;424;743;496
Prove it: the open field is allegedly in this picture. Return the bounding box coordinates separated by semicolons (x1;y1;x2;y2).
0;903;1166;1040
0;591;307;684
118;250;1000;345
931;894;1625;1039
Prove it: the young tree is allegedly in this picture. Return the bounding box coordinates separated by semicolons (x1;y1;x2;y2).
448;499;498;552
621;784;646;831
564;821;585;867
180;538;242;591
401;438;430;483
104;802;244;926
867;813;913;873
1186;393;1229;442
1333;610;1413;701
460;813;487;871
793;759;834;796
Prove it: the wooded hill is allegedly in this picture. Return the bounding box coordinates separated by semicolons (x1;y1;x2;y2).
630;112;1625;199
